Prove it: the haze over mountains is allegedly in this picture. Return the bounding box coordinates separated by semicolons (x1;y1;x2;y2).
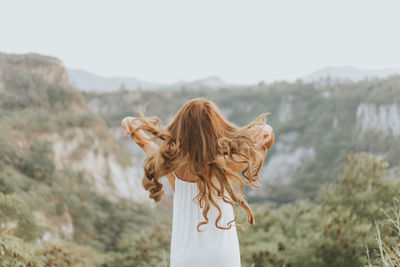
66;68;164;92
66;68;245;92
67;66;400;92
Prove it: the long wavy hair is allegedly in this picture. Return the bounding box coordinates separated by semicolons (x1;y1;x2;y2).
130;98;272;231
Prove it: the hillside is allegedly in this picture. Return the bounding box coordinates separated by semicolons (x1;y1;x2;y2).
0;53;172;265
0;53;149;203
84;76;400;203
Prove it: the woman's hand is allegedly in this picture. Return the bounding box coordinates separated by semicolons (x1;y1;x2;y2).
121;116;149;147
121;116;143;138
248;124;274;151
121;116;160;155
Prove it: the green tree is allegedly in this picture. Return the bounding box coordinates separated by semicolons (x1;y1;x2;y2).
238;153;400;267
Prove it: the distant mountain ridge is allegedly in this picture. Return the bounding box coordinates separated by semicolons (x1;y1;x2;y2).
66;68;165;92
301;66;400;83
168;76;246;90
68;65;400;92
67;68;245;92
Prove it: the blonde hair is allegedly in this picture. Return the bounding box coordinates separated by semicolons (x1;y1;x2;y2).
131;98;269;231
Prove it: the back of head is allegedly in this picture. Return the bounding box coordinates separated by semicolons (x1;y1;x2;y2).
167;98;236;167
133;97;268;231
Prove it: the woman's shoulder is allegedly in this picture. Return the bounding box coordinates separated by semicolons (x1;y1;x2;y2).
174;169;197;183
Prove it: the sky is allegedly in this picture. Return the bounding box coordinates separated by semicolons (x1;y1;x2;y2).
1;0;399;84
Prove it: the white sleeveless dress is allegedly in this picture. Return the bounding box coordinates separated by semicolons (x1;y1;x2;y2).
170;172;241;267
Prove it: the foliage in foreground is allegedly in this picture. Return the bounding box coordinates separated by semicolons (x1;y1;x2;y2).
238;153;400;267
367;198;400;267
1;152;400;266
0;231;103;267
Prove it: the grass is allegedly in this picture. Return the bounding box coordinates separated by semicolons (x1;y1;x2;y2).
367;198;400;266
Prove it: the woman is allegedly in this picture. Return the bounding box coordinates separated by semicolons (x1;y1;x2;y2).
121;98;274;267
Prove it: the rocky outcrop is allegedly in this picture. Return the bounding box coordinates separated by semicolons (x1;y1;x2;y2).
0;70;4;93
0;52;70;87
46;128;150;203
356;103;400;137
278;95;294;123
0;52;150;204
249;132;315;196
261;146;315;185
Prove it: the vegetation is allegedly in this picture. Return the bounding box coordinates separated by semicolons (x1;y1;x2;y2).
85;76;400;203
1;53;399;266
238;153;400;266
0;53;170;266
368;198;400;267
2;148;398;266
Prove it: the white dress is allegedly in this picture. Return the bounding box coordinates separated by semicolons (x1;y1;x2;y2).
170;172;241;267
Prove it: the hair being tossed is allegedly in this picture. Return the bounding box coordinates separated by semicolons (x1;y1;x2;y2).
130;98;273;231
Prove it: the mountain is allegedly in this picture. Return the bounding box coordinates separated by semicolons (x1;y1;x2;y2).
68;65;400;92
66;67;165;92
67;68;247;92
302;65;400;83
169;76;248;90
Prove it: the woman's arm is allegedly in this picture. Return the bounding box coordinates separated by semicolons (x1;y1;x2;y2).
121;116;159;156
225;124;274;173
131;129;159;156
121;116;175;191
132;128;176;192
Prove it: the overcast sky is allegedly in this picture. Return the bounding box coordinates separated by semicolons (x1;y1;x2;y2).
1;0;399;84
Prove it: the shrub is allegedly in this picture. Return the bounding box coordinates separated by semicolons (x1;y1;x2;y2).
238;153;400;267
0;193;43;241
366;198;400;267
20;140;55;184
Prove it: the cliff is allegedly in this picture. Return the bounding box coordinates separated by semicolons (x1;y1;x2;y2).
84;76;400;203
0;52;149;204
0;53;162;247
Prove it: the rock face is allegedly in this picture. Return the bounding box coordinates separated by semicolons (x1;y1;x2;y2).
356;103;400;137
0;52;150;204
249;132;315;196
48;128;149;203
0;52;70;87
278;95;294;123
261;146;315;185
0;70;4;92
